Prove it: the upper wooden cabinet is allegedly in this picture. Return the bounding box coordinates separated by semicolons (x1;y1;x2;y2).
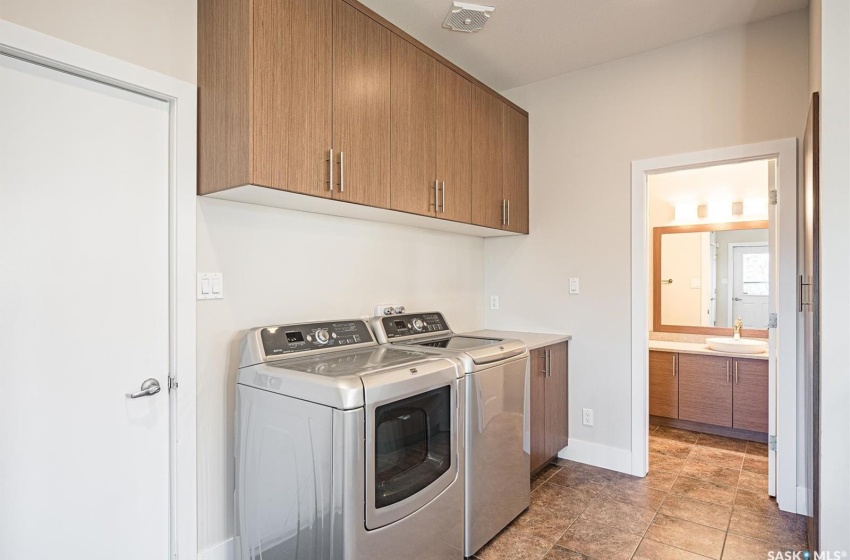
470;88;504;229
435;64;473;223
333;1;391;208
251;0;333;198
389;36;436;216
198;0;529;235
502;106;529;234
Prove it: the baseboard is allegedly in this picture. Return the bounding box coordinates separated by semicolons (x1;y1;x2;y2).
557;438;633;474
198;538;234;560
796;486;810;516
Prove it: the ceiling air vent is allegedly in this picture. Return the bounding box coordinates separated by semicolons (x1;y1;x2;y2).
443;2;495;33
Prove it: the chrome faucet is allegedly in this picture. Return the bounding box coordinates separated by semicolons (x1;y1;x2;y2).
733;317;743;340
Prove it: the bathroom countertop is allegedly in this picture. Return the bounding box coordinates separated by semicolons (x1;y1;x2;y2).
649;339;769;360
462;330;572;351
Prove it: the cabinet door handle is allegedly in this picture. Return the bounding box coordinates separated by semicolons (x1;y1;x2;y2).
735;361;739;384
441;181;446;213
726;360;730;383
545;349;551;377
507;199;511;226
672;354;676;377
338;151;344;192
327;148;334;192
435;180;440;212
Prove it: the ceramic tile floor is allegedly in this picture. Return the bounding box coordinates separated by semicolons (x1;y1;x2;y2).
473;424;807;560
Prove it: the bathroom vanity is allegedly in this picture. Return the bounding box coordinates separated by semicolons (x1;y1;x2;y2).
649;344;768;440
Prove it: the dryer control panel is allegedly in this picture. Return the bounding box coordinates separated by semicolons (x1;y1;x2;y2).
260;320;374;357
381;312;450;339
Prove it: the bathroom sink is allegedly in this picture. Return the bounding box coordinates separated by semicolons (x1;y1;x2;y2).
706;337;768;354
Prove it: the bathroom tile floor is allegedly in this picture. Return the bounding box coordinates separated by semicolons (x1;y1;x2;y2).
473;424;807;560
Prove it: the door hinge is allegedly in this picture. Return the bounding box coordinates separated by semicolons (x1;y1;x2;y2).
768;313;778;328
768;435;777;451
168;376;178;391
769;190;778;205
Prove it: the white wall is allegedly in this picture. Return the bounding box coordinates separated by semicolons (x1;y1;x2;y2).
0;0;196;83
485;11;808;459
813;0;850;551
195;198;485;552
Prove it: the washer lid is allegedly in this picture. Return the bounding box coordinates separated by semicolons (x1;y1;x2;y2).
412;336;526;365
237;345;460;409
274;346;437;377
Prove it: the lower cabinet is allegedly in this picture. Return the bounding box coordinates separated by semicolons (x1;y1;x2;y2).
530;342;569;472
649;351;768;434
649;351;678;418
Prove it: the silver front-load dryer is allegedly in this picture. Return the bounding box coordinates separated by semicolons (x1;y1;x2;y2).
371;312;530;558
235;319;465;560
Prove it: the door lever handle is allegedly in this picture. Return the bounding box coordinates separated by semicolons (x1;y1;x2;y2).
126;378;161;399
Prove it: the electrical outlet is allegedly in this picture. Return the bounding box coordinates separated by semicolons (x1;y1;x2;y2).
489;295;499;310
582;408;594;426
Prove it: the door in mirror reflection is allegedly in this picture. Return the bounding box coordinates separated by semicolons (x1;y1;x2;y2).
732;244;770;328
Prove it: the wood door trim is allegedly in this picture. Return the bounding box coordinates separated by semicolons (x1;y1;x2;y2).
652;220;769;336
339;0;528;117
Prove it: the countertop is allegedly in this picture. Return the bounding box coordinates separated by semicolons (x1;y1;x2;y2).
462;329;572;351
649;339;769;360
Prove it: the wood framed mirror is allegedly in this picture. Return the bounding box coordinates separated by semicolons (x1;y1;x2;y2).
653;220;769;337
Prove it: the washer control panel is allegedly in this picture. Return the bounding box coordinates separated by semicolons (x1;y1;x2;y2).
381;312;450;339
260;320;373;357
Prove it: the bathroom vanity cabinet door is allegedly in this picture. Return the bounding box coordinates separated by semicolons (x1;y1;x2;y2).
678;354;733;427
732;358;769;432
529;347;547;472
649;351;678;419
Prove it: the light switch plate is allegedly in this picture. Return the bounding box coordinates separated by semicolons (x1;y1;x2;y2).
197;273;223;300
569;278;579;294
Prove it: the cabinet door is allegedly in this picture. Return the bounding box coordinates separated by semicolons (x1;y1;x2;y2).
544;342;569;460
469;87;504;229
678;354;733;427
333;1;391;207
733;358;769;432
435;64;472;223
502;105;529;233
252;0;333;197
389;35;436;216
529;347;547;472
649;351;678;419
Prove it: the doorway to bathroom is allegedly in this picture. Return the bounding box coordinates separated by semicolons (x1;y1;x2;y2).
630;139;801;516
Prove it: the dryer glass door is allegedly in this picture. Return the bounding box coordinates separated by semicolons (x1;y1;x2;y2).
364;367;458;530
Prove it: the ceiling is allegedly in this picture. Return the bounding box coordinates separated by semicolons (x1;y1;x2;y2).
359;0;808;91
648;159;771;207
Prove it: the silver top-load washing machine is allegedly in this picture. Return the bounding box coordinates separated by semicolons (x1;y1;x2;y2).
370;312;530;557
235;318;465;560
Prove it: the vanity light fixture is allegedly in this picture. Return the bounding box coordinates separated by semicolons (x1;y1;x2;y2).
743;197;769;217
674;202;698;222
706;200;733;220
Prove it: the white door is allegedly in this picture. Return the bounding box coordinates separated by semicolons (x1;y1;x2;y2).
0;54;171;558
731;244;770;328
